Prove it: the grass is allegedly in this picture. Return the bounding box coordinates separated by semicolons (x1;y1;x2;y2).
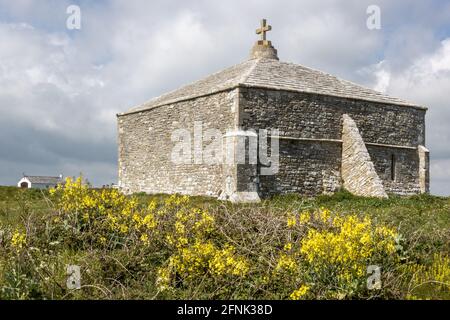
0;187;51;226
0;186;450;300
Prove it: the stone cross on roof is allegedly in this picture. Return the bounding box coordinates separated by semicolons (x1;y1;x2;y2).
256;19;272;43
251;19;278;60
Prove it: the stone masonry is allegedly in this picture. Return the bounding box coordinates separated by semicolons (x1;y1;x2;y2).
117;20;430;201
341;114;387;198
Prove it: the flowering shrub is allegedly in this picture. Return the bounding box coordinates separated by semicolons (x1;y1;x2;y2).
155;198;249;292
273;208;400;298
1;183;449;300
157;240;249;291
49;177;157;249
47;178;250;296
300;212;397;275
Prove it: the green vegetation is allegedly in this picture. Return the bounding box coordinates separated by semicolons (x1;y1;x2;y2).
0;183;449;300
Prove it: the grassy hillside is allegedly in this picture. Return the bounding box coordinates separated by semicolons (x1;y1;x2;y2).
0;183;449;300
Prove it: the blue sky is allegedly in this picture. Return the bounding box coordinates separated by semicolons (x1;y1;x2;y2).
0;0;449;195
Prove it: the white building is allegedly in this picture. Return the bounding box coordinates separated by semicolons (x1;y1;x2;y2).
17;175;64;189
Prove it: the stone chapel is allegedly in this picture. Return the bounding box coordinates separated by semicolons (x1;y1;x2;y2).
117;20;429;202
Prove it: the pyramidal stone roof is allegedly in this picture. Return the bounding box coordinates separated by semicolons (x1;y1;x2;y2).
121;23;425;115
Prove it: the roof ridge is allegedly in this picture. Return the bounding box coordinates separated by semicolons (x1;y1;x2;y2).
123;59;255;114
25;175;61;178
238;58;261;84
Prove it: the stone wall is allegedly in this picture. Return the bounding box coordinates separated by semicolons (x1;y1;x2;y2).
117;90;237;196
239;87;426;196
257;139;342;197
367;145;421;195
239;87;425;146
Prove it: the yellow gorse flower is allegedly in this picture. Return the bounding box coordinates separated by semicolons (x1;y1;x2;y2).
156;240;249;291
99;236;107;245
289;285;310;300
275;254;297;273
47;177;404;299
300;212;398;283
140;233;149;245
49;176;160;248
48;181;254;293
299;211;310;224
209;244;249;276
143;214;157;229
287;214;297;228
11;230;26;251
119;224;129;234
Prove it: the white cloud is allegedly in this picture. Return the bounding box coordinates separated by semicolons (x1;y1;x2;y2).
0;0;449;195
358;61;391;93
429;39;450;72
359;39;450;195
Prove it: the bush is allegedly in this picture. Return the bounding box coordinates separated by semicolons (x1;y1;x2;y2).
0;178;449;299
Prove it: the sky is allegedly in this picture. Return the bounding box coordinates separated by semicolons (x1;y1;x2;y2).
0;0;449;195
